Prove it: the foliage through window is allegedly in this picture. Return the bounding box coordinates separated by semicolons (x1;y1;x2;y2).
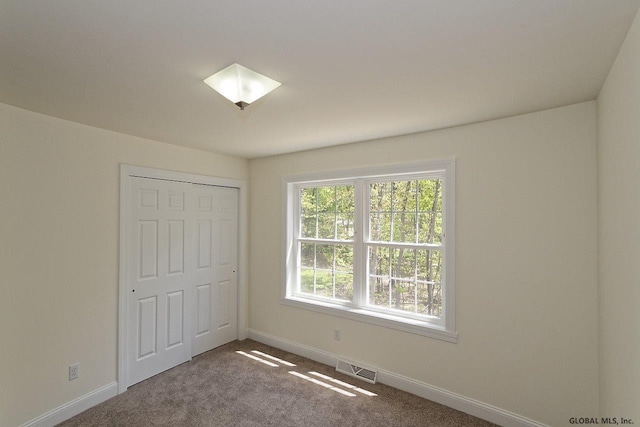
284;161;456;340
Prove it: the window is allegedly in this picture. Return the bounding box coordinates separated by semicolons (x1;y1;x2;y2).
283;160;456;342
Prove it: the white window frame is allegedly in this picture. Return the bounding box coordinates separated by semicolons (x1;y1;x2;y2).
282;159;457;343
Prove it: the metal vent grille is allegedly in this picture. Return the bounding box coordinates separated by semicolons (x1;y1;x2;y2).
336;359;378;384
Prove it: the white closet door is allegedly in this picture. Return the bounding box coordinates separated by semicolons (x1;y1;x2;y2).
126;178;193;386
192;185;238;356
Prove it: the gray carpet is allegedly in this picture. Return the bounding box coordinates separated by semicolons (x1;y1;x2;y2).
58;339;497;426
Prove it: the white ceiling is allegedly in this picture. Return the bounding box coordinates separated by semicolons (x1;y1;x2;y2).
1;1;639;159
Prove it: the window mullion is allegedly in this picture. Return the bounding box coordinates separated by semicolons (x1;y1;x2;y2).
333;186;337;239
332;245;336;299
333;187;337;299
313;242;317;295
390;182;395;242
388;248;393;309
314;188;319;239
414;249;418;314
415;181;419;243
352;180;366;306
294;186;302;295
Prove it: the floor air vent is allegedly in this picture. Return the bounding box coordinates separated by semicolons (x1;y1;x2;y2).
336;359;378;384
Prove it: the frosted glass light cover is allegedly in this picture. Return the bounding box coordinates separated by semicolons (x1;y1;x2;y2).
204;63;281;108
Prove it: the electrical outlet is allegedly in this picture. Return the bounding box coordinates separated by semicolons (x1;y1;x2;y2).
69;363;79;381
334;329;341;341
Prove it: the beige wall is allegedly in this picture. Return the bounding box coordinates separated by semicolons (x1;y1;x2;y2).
249;102;598;426
597;8;640;421
0;103;249;427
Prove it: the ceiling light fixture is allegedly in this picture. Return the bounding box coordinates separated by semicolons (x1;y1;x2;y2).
204;63;281;110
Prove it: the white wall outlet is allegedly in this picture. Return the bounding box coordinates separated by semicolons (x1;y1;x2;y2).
69;363;79;381
334;329;341;341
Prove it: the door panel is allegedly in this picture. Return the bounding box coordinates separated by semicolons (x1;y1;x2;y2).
166;290;184;348
168;221;184;275
196;284;211;336
197;220;212;269
216;280;231;327
137;296;157;359
139;221;158;279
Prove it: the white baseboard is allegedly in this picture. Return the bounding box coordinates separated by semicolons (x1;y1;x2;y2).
21;382;118;427
247;329;547;427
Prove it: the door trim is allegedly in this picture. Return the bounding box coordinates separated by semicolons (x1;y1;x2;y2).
118;164;248;394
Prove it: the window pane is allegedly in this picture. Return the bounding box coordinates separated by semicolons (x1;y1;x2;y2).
417;283;442;317
417;249;442;283
317;213;336;239
336;213;354;240
315;270;333;298
392;248;416;280
370;213;391;241
369;180;422;243
394;280;416;313
370;182;391;242
418;179;442;213
392;212;417;243
417;212;443;244
300;268;314;294
300;187;317;238
316;186;336;213
367;245;442;316
335;273;353;301
369;276;390;307
300;184;354;242
388;279;418;312
369;246;390;277
418;179;443;244
315;244;333;269
300;243;315;268
369;178;443;245
297;243;354;302
370;182;391;213
335;185;355;213
388;279;399;308
335;245;353;274
391;180;417;212
301;215;316;238
300;187;317;213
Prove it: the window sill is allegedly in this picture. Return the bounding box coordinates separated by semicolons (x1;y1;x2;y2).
282;296;458;343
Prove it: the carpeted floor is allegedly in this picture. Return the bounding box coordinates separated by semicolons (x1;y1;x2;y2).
58;340;497;426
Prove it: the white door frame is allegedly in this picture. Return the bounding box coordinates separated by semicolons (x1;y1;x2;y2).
118;164;248;394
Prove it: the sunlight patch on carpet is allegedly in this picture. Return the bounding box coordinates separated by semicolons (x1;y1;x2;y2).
236;351;279;367
289;371;357;397
308;371;377;396
251;350;296;366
